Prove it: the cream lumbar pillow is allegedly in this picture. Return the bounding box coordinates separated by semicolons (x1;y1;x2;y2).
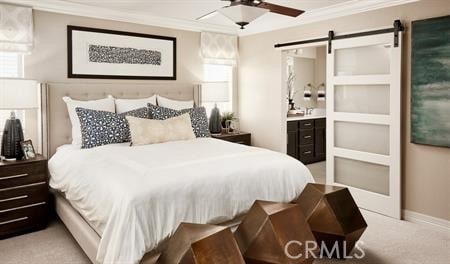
126;113;195;146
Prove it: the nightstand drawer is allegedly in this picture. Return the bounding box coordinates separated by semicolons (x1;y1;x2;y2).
0;183;48;211
225;134;251;145
212;133;251;146
0;163;47;189
0;203;47;238
299;129;314;145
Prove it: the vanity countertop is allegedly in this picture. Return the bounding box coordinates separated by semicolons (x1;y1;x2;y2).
287;114;326;121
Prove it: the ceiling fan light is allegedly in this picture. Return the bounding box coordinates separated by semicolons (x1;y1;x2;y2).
219;5;268;26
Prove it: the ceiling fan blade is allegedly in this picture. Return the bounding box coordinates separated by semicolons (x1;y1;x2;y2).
257;2;304;17
197;10;219;20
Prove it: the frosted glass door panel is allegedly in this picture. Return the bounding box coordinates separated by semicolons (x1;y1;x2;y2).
335;85;390;114
335;44;391;76
335;157;389;195
334;121;390;155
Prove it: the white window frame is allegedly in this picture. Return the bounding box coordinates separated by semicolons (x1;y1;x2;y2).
202;63;237;116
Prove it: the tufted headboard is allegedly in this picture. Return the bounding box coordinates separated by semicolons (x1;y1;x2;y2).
41;82;199;157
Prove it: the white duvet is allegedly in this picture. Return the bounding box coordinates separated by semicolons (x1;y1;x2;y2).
49;138;313;264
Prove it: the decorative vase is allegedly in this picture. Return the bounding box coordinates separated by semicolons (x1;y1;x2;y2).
1;117;24;160
209;106;222;134
288;99;295;110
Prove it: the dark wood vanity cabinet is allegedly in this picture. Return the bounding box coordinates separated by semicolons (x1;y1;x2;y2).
287;118;326;164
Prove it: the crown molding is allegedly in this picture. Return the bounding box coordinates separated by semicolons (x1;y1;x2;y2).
1;0;419;36
1;0;239;35
239;0;420;36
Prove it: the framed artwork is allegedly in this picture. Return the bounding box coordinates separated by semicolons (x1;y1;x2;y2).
20;140;36;160
411;15;450;147
67;25;176;80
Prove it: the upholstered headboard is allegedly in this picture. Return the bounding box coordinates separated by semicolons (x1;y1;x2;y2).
41;82;198;157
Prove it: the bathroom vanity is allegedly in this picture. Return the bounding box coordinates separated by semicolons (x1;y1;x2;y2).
287;115;326;164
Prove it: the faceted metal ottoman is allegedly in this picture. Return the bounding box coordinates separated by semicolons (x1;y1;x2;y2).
157;223;245;264
234;200;318;264
293;183;367;258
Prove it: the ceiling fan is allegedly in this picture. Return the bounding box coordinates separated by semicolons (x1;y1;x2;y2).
197;0;305;29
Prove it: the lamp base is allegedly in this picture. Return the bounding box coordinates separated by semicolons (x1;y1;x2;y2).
1;114;24;160
209;105;222;134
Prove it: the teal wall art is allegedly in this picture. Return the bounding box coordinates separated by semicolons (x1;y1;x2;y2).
411;15;450;147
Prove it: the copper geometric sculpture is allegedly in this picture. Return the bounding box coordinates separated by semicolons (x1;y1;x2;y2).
293;183;367;259
156;222;245;264
234;200;318;264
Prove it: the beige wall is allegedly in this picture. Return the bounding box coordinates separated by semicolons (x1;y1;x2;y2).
22;10;204;152
25;11;203;85
239;0;450;220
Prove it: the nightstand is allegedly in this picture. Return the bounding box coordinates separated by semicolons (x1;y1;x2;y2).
211;132;251;146
0;155;49;238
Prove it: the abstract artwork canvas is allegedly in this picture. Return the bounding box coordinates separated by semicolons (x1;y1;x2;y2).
68;26;176;80
411;15;450;147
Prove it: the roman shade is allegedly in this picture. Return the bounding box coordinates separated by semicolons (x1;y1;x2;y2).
0;3;33;53
201;32;238;65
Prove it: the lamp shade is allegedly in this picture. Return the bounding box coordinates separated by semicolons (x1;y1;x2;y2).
201;82;229;103
219;5;268;28
0;79;38;109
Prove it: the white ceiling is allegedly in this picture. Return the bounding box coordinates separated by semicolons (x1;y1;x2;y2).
8;0;419;35
64;0;349;26
63;0;351;32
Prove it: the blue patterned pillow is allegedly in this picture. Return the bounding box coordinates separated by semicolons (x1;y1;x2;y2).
76;107;149;149
148;104;210;138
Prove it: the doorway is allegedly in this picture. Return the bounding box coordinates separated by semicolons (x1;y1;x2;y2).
283;43;328;184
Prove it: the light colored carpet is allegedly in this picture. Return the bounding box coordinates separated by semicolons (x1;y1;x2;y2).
0;212;448;264
307;161;326;184
1;160;448;264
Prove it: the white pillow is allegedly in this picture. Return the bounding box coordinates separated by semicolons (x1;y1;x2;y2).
115;95;157;113
63;95;115;147
126;114;195;146
157;95;194;110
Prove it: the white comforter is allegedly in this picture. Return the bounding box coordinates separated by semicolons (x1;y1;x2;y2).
49;138;313;264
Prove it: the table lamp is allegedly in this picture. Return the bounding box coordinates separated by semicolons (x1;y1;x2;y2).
0;79;38;160
201;82;229;134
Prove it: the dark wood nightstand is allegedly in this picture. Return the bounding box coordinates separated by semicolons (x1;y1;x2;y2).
0;155;49;239
211;132;251;146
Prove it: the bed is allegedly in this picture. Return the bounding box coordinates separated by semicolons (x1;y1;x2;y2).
42;82;314;264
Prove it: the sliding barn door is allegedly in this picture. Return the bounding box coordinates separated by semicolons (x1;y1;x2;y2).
326;32;402;218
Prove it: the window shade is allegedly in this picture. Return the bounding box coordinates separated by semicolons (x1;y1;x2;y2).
201;32;238;65
0;4;33;53
0;52;22;77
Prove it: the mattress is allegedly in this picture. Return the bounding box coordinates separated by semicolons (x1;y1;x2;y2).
48;138;314;264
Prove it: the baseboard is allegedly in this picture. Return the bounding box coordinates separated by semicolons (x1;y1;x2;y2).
403;210;450;231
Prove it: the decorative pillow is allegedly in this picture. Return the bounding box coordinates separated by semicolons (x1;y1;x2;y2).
156;95;194;110
63;95;115;147
148;104;211;138
75;107;149;149
126;114;195;146
115;95;157;114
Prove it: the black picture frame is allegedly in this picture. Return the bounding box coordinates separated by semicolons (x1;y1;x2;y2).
20;140;36;160
67;25;177;80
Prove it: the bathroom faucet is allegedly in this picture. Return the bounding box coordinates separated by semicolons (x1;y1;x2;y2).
305;108;314;115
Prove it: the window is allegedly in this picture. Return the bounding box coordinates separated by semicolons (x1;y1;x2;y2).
203;64;234;117
0;52;23;77
0;52;25;150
